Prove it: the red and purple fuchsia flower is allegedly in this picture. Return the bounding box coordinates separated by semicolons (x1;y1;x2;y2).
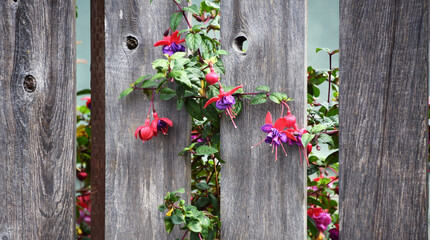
150;111;173;136
252;111;290;161
204;84;243;128
153;30;185;56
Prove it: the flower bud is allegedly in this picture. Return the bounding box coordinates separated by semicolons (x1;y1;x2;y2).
205;68;219;85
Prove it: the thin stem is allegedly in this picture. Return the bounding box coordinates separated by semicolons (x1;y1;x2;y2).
181;230;189;240
327;54;332;103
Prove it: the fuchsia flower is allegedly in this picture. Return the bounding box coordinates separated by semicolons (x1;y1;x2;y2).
329;224;339;240
81;96;91;110
307;207;332;232
153;30;185;56
253;111;290;161
135;118;155;143
150;111;173;136
204;84;243;128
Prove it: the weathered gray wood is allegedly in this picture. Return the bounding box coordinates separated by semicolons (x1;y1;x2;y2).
339;1;428;239
0;1;76;239
91;0;191;239
220;1;307;239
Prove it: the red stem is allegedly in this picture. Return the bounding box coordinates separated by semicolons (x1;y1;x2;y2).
181;230;189;240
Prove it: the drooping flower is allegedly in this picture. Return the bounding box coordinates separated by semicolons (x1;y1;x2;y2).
252;111;289;161
204;84;243;128
150;111;173;136
135;118;155;143
307;207;332;232
205;67;219;85
329;224;339;240
153;30;185;56
81;96;91;110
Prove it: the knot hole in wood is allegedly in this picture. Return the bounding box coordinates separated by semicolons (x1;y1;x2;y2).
126;36;138;50
24;75;37;93
233;36;248;55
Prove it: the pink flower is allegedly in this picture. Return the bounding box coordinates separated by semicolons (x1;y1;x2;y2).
135;118;155;143
204;84;243;128
81;97;91;110
307;207;332;232
153;30;186;56
150;111;173;136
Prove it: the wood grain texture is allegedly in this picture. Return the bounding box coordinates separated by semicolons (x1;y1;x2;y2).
220;1;307;239
91;0;191;239
339;1;428;239
0;1;76;239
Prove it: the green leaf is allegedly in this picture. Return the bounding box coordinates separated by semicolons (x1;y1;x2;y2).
173;188;185;194
316;47;331;53
300;133;315;148
160;87;176;100
310;123;328;134
185;33;202;50
118;87;134;99
269;95;280;104
164;218;174;234
255;85;270;92
196;145;218;155
250;93;268;105
158;204;167;212
325;150;339;165
170;51;186;60
196;182;210;190
307;196;324;208
187;221;203;233
171;210;185;225
170;12;182;31
215;49;229;55
141;79;158;88
152;59;169;71
151;72;165;81
183;4;199;15
307;216;319;237
185;99;203;120
77;89;91;96
169;70;192;87
77;136;89;146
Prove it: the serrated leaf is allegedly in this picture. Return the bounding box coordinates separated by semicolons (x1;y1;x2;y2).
151;72;165;81
152;59;169;71
185;33;202;51
160;87;176;100
187;221;202;233
185;99;203;120
196;182;210;190
183;4;199;15
118;87;134;99
171;210;185;225
269;95;280;104
255;85;270;92
250;93;268;105
196;145;218;155
170;51;186;60
164;218;174;234
170;12;182;31
215;49;229;55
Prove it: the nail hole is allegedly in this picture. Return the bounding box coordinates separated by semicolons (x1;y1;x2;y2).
24;75;37;93
126;36;138;50
233;36;248;54
3;236;8;240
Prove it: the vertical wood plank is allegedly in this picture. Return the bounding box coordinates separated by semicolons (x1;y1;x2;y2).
0;1;76;239
91;0;191;239
339;1;428;239
220;1;307;239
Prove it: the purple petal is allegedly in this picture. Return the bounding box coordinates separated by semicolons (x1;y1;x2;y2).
261;124;273;133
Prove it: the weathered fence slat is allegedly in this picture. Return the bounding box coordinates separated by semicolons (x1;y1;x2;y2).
0;1;76;239
220;1;307;239
339;1;428;239
91;1;191;239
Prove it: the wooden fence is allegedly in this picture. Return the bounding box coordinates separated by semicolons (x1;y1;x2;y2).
0;0;427;239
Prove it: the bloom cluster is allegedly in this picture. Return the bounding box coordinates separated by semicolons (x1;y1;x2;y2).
252;108;310;162
135;110;173;143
